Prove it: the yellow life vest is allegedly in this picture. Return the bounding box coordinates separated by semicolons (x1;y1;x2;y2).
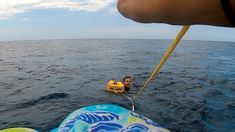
105;80;125;94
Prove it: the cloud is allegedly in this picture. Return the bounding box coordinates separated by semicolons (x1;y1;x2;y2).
0;0;115;20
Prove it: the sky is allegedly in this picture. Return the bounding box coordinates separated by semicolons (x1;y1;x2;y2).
0;0;235;42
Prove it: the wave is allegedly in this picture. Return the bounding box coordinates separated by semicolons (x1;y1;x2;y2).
0;93;69;113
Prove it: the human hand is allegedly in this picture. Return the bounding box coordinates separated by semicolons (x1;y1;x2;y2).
117;0;233;27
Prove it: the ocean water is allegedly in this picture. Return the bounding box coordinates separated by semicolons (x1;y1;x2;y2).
0;39;234;132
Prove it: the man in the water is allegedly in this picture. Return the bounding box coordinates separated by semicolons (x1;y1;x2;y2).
105;76;132;93
122;76;132;92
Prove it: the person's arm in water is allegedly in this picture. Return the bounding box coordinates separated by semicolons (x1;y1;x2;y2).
117;0;235;27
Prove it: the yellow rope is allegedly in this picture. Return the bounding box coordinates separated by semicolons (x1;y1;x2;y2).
134;25;191;100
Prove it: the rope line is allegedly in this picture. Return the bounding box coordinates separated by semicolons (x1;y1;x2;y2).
134;25;191;100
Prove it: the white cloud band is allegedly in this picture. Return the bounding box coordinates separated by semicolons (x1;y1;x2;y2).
0;0;115;19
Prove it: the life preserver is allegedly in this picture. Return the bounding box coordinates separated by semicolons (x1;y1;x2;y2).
105;80;125;94
0;128;37;132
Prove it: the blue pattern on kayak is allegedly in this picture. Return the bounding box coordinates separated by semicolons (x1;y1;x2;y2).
77;112;119;124
60;112;119;131
90;122;122;132
121;124;149;132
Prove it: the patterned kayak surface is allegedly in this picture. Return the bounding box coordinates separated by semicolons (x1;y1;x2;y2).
52;104;169;132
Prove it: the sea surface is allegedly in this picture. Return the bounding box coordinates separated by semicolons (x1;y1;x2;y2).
0;39;234;132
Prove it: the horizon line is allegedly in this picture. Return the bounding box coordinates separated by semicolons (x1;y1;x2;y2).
0;38;234;43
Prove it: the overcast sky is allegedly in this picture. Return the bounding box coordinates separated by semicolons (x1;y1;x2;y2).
0;0;234;42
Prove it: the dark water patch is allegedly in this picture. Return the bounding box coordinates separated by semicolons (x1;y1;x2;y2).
134;72;152;80
209;78;229;85
32;72;37;75
22;86;32;90
225;102;235;115
202;109;235;131
34;78;44;81
46;66;74;75
0;82;9;86
39;114;67;132
44;75;51;78
36;55;46;57
0;83;14;90
26;71;34;74
54;82;62;84
0;93;69;113
0;121;8;125
56;76;73;81
1;121;33;130
17;77;27;81
165;81;176;87
47;65;67;68
229;85;235;91
153;96;171;106
34;93;69;101
47;68;63;74
8;89;23;96
203;89;224;97
2;62;16;65
49;86;56;89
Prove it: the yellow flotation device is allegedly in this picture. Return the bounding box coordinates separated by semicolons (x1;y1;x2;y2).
0;128;37;132
105;80;125;94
